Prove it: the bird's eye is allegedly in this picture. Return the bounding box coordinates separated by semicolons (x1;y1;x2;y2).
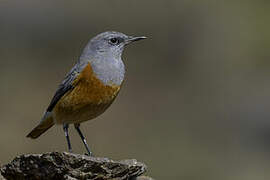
109;38;119;45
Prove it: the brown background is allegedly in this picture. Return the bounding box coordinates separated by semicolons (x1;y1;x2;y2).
1;1;270;179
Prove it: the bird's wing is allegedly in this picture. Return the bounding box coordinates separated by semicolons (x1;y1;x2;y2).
46;62;87;112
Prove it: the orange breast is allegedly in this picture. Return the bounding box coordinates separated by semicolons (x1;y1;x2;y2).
53;63;121;124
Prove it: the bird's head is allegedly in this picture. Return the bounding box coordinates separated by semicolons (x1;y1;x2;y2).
80;31;146;60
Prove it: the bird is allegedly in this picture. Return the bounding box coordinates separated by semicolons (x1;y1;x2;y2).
26;31;146;156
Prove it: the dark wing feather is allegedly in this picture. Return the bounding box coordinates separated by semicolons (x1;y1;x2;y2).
46;79;74;112
46;62;86;112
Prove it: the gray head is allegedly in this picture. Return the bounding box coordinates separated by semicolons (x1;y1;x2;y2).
80;31;146;61
78;31;146;86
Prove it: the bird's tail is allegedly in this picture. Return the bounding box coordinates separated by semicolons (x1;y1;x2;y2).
26;112;55;139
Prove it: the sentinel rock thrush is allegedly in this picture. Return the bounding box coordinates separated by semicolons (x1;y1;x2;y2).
27;31;146;155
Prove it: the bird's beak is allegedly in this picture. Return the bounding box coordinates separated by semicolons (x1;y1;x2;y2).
125;36;147;44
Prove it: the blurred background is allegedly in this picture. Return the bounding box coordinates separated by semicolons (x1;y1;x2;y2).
1;0;270;179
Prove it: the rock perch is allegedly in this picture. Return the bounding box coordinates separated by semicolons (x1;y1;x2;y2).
0;152;153;180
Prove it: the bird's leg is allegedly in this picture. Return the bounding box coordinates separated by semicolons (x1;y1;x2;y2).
63;123;72;153
74;124;92;156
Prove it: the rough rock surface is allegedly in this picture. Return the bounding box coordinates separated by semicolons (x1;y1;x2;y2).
0;152;151;180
